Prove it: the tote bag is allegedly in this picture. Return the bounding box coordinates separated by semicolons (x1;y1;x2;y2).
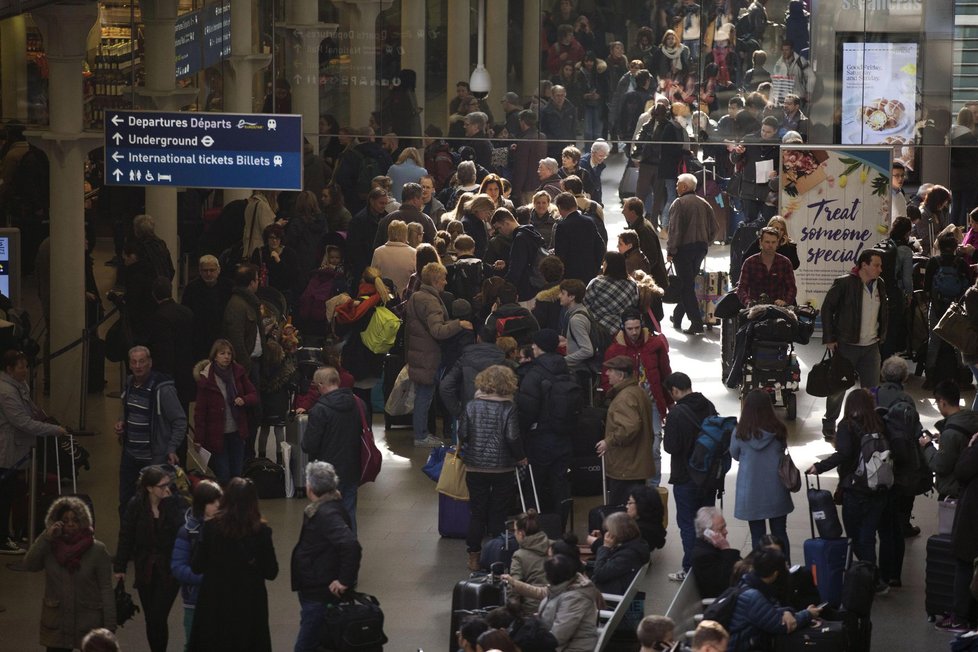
435;449;469;500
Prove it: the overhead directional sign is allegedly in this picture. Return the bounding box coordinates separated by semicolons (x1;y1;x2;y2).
103;110;302;190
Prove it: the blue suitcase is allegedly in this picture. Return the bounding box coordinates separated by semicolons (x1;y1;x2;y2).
803;537;849;607
438;492;470;539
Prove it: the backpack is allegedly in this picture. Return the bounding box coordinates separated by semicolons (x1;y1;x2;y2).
360;306;402;354
527;246;550;291
932;259;968;302
876;238;900;298
446;259;485;306
875;393;923;491
702;585;745;628
541;371;584;434
567;309;613;371
495;314;536;343
687;414;737;492
853;431;894;491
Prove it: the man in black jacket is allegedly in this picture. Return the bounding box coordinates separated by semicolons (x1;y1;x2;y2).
345;188;388;285
553;192;606;285
663;372;718;582
181;255;233;362
292;460;362;652
302;367;363;533
440;329;506;418
373;183;436;249
820;248;888;439
491;210;545;307
515;329;576;519
148;277;195;421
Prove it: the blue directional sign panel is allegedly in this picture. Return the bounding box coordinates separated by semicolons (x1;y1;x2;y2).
103;110;302;190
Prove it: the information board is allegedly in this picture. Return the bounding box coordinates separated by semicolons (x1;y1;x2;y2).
175;1;231;79
840;41;918;146
103;110;303;190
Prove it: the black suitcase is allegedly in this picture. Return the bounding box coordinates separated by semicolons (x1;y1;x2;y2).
926;533;956;620
243;457;286;499
807;474;844;539
569;455;602;496
588;504;625;533
449;572;506;652
773;619;847;651
572;406;606;457
515;465;565;539
841;560;876;617
721;317;737;380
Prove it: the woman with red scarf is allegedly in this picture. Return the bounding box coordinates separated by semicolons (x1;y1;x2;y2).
25;496;116;651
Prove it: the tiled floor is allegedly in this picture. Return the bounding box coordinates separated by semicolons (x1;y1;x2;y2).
0;153;961;651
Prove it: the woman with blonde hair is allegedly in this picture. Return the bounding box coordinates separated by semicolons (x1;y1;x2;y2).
528;190;559;248
26;496;116;651
462;193;497;259
742;215;800;269
458;364;526;570
370;219;416;297
387;147;428;202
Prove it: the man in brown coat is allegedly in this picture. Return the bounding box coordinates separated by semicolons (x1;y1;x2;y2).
405;262;473;447
666;174;718;334
597;355;655;505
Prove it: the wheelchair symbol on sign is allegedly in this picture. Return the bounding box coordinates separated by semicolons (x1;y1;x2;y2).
267;119;277;131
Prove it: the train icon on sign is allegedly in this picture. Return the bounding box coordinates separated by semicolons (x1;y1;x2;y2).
274;156;283;167
268;119;277;131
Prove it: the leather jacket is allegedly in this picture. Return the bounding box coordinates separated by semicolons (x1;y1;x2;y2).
821;272;888;346
458;395;524;470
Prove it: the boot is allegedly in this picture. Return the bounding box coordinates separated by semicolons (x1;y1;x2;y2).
467;551;480;572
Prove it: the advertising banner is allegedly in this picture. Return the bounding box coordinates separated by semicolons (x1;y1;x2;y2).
779;147;892;307
840;42;918;146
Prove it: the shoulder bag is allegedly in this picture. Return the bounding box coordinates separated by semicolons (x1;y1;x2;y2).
778;446;802;492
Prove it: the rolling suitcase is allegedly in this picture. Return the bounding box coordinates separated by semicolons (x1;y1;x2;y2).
285;414;311;496
35;431;95;536
516;464;564;539
695;270;727;327
438;492;470;539
926;533;956;620
570;454;602;496
721;317;737;380
618;159;639;201
573;406;606;457
773;620;847;651
449;567;507;652
804;475;849;607
243;457;287;499
807;474;844;539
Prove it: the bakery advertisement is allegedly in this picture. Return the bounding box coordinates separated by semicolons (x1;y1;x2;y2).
779;147;891;307
840;42;918;146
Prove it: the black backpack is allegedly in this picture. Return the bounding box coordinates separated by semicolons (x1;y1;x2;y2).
876;392;925;492
446;258;485;307
541;370;584;435
702;584;745;628
932;258;969;302
876;238;900;298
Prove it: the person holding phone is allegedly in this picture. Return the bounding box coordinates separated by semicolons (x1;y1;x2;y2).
690;507;743;599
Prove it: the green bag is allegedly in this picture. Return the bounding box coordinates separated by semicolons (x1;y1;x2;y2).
360;306;402;354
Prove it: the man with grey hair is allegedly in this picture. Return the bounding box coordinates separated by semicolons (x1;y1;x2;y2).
540;84;577;158
132;213;175;281
463;111;493;170
690;506;742;598
302;367;364;533
292;460;362;652
666;173;718;334
580;139;611;205
536;157;563;199
181;254;233;361
373;181;437;249
115;345;186;517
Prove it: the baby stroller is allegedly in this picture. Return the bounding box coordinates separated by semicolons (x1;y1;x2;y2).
729;304;817;420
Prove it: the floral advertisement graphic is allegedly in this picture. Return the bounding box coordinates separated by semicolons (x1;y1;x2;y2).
779;147;891;307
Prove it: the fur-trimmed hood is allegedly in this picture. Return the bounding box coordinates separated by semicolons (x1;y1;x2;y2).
44;495;93;530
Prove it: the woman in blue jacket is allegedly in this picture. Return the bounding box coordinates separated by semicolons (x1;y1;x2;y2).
170;480;222;650
731;390;795;562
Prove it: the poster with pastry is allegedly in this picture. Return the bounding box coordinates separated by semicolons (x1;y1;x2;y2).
840;41;918;146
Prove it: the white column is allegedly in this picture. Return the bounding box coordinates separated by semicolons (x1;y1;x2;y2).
1;15;27;121
29;3;101;425
446;0;470;116
485;0;507;104
334;1;391;127
224;0;271;204
401;0;426;120
522;0;542;101
282;0;338;148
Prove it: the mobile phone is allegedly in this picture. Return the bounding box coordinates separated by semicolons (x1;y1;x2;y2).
703;528;716;539
817;602;829;609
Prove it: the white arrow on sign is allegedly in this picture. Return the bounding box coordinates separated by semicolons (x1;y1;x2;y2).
112;133;122;145
111;115;123;126
201;135;214;147
111;152;123;162
112;169;123;181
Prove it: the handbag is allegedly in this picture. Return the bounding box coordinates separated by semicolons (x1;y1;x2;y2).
360;305;402;354
778;448;802;492
384;364;415;416
935;302;978;356
115;579;141;626
806;350;855;397
321;591;389;651
356;397;382;485
662;263;681;304
436;448;469;500
422;445;450;482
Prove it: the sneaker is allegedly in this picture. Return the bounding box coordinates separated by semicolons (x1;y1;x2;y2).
0;538;24;555
874;580;890;595
414;435;444;448
936;615;970;633
667;569;687;582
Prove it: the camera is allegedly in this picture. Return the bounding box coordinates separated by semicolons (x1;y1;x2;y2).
469;65;491;100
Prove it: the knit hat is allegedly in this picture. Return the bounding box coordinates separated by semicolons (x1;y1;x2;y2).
532;328;560;353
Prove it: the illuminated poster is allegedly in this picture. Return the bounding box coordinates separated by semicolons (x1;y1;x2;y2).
841;42;918;146
779;147;891;307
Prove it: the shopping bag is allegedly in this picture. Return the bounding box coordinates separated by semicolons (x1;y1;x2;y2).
436;449;469;500
384;365;415;416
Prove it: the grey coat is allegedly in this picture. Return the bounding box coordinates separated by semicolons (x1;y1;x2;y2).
404;284;462;385
0;371;61;468
538;576;599;652
24;502;116;649
730;429;794;521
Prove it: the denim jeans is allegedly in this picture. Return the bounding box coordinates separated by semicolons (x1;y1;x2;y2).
294;597;329;652
119;449;149;520
824;343;881;428
841;489;887;564
413;382;436;441
465;471;516;552
748;515;790;565
583;105;604;143
674;481;716;571
339;479;359;536
210;432;245;485
672;242;709;330
660;179;678;226
648;404;663;487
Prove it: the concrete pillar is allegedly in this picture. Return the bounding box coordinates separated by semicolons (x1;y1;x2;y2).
281;0;338;149
224;0;271;204
29;2;101;426
485;0;507;103
522;0;542;101
401;0;426;120
1;15;27;121
334;1;392;128
447;1;471;116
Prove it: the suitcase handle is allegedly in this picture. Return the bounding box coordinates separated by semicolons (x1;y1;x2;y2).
514;464;543;513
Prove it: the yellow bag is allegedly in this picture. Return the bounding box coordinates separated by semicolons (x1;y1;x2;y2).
436;449;469;500
360;305;402;354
